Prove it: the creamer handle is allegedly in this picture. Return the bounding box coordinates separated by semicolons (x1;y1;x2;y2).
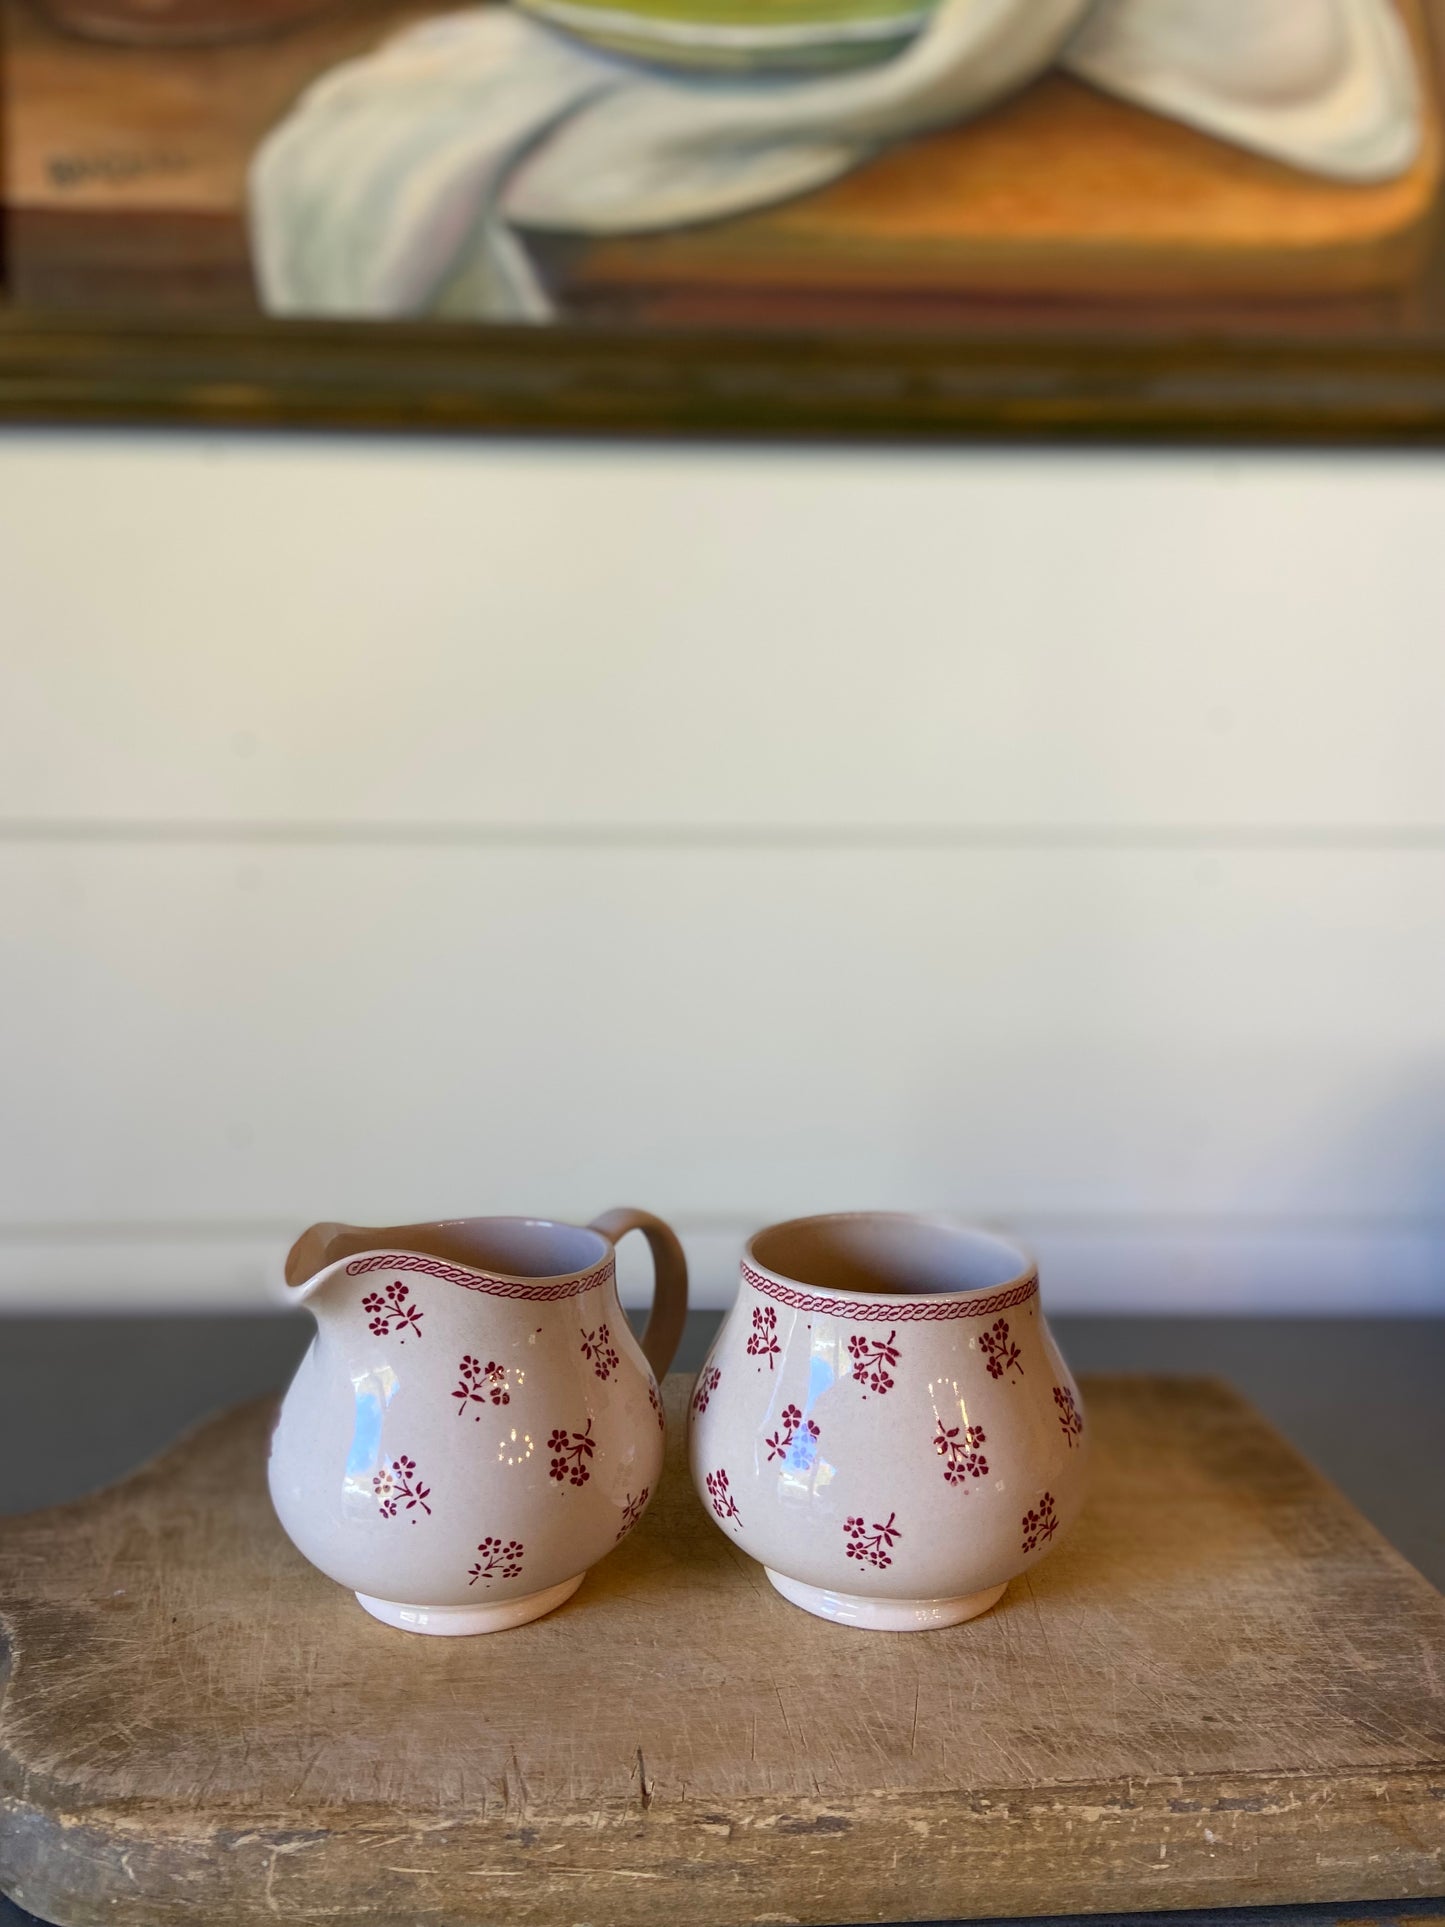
588;1207;689;1381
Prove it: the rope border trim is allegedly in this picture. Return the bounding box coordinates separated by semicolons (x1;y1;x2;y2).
344;1252;612;1301
740;1261;1038;1321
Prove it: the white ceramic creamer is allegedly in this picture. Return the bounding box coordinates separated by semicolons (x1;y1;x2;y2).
269;1210;687;1634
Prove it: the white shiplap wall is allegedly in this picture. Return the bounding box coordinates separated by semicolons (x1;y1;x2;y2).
1;432;1442;1314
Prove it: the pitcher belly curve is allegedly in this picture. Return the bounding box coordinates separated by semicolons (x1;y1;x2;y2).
269;1394;664;1610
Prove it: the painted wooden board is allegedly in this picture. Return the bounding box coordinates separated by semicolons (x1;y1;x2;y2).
0;1375;1441;1927
573;57;1443;307
5;0;1439;312
4;439;1445;832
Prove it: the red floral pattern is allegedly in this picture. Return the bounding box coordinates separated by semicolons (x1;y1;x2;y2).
615;1487;650;1540
979;1317;1023;1380
844;1511;900;1569
691;1363;721;1415
648;1377;666;1432
362;1281;424;1342
847;1327;900;1396
1053;1385;1083;1447
580;1322;620;1382
468;1535;524;1585
1021;1492;1059;1552
934;1420;988;1485
765;1402;820;1469
706;1468;741;1527
547;1417;596;1487
452;1353;510;1418
373;1454;431;1519
746;1304;780;1369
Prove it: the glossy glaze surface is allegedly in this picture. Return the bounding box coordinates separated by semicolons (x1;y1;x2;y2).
269;1217;669;1627
688;1213;1087;1625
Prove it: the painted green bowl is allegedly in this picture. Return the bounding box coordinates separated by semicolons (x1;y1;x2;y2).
514;0;937;72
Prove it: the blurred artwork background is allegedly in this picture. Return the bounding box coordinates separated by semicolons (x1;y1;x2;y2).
5;0;1444;331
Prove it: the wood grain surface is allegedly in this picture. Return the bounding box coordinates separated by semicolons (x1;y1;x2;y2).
0;1375;1441;1927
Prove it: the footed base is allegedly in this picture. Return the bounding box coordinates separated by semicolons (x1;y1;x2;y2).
765;1569;1007;1631
355;1573;584;1636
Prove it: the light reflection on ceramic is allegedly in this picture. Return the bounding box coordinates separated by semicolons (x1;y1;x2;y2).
269;1209;686;1635
689;1213;1085;1632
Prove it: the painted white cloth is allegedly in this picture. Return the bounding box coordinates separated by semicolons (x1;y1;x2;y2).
1069;0;1421;182
250;0;1422;322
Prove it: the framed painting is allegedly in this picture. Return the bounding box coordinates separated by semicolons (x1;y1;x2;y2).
4;0;1445;437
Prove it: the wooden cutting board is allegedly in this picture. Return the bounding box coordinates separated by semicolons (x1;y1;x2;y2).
1;1376;1442;1927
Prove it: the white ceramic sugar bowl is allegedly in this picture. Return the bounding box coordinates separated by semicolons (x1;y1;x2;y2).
689;1213;1085;1630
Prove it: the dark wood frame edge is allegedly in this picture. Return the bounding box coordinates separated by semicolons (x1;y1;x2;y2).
5;311;1445;439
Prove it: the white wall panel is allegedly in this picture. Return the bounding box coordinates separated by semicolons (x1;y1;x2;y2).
1;432;1442;1315
0;842;1440;1309
1;439;1444;831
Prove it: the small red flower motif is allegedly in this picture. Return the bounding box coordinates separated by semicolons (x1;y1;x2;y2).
847;1328;900;1396
1053;1385;1083;1447
691;1363;721;1415
1021;1492;1059;1553
746;1305;780;1369
934;1420;988;1486
765;1402;821;1469
468;1535;524;1585
979;1317;1022;1380
615;1487;651;1541
647;1377;665;1433
706;1468;741;1527
844;1511;900;1569
362;1280;424;1342
547;1417;596;1486
452;1353;510;1418
373;1453;431;1520
580;1322;620;1382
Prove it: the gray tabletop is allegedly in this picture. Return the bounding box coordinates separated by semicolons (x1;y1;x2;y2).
0;1313;1441;1927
